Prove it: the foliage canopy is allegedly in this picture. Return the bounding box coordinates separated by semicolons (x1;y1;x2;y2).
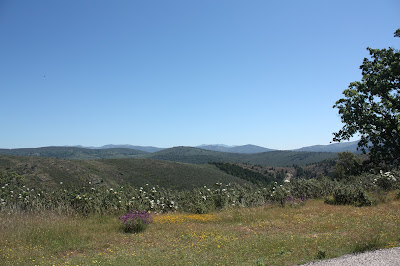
333;29;400;166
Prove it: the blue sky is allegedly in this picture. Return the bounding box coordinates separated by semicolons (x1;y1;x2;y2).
1;0;399;150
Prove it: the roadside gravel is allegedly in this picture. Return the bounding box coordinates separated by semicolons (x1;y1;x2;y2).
302;247;400;266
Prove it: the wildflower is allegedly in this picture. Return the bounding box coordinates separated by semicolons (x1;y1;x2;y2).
119;210;151;233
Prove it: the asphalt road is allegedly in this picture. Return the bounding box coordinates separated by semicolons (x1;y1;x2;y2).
303;247;400;266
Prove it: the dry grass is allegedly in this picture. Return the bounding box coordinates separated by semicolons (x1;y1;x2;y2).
1;199;400;265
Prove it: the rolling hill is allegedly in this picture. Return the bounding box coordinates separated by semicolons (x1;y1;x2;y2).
0;146;340;166
141;146;243;164
294;140;360;153
143;146;338;166
0;146;148;160
0;155;251;190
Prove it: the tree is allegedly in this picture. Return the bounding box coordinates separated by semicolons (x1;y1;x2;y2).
334;152;362;180
333;29;400;166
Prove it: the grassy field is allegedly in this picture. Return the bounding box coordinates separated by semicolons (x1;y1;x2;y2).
1;198;399;265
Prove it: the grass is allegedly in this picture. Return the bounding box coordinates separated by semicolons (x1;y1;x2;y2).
1;199;400;265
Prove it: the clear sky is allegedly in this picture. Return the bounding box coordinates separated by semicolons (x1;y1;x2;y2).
1;0;399;150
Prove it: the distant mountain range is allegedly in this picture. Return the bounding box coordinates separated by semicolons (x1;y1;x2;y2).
0;140;361;166
74;144;164;153
69;140;360;154
0;144;351;166
0;146;147;160
293;141;361;153
0;146;339;166
197;144;274;153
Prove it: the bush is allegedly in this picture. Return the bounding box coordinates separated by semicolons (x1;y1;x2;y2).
288;178;337;199
374;171;399;191
325;185;372;207
119;210;151;233
269;183;289;206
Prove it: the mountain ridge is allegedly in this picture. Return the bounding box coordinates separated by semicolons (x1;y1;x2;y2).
0;141;360;159
64;141;360;154
196;144;274;153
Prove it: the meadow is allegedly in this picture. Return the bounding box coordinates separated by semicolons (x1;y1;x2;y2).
1;167;399;265
1;198;399;265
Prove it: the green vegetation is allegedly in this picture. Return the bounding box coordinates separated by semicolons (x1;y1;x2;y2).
2;166;399;214
0;146;148;160
334;151;363;180
333;28;400;166
0;155;249;190
144;147;339;166
1;148;399;265
1;199;399;265
0;146;339;166
211;162;280;185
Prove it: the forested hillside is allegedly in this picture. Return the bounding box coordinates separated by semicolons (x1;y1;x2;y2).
0;155;250;190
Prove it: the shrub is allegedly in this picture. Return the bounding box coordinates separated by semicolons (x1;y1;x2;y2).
373;170;399;191
119;210;151;233
288;178;337;199
269;183;289;206
325;185;372;207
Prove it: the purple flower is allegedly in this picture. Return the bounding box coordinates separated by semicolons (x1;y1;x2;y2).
119;210;151;233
